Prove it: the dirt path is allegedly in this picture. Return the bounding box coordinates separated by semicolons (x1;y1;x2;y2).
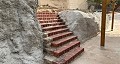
71;13;120;64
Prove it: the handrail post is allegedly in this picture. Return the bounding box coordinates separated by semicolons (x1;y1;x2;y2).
111;0;116;31
101;0;107;47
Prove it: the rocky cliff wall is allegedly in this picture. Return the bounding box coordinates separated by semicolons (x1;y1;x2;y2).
68;0;88;10
0;0;43;64
39;0;68;9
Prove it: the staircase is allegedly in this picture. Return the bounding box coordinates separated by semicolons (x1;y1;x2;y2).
37;11;84;64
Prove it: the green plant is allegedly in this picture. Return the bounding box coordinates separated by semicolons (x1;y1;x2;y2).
94;0;102;3
116;0;120;4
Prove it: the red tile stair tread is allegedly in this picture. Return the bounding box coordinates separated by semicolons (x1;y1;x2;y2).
37;16;59;19
49;32;72;39
46;28;68;34
39;19;62;23
54;40;80;53
46;28;69;36
37;12;57;14
37;13;57;14
51;36;77;47
42;25;66;30
53;40;80;57
53;47;84;64
40;22;65;26
37;14;58;16
64;47;84;61
37;18;59;20
39;19;60;22
37;12;56;13
37;16;58;18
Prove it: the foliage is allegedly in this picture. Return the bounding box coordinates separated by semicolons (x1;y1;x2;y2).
94;0;102;3
88;0;120;4
116;0;120;4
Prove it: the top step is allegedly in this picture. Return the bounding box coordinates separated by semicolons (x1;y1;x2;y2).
37;11;59;18
37;14;58;17
37;12;58;14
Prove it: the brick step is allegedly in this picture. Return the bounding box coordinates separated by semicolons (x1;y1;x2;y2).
46;28;69;36
37;15;58;18
39;19;62;23
53;40;80;57
37;13;58;17
41;22;65;28
37;17;59;20
44;47;84;64
42;25;67;32
53;47;84;64
51;36;77;47
37;17;59;18
37;12;57;14
49;32;73;41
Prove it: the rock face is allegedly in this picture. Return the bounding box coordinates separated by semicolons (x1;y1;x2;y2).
39;0;68;9
59;10;99;43
0;0;43;64
91;12;111;31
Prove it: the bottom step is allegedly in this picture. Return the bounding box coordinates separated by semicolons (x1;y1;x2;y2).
44;47;84;64
52;47;84;64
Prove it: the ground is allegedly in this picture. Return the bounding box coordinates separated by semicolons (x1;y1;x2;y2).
71;12;120;64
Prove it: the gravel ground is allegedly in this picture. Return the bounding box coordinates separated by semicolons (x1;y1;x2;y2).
71;12;120;64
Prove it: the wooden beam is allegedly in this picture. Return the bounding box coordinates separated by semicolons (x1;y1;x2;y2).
101;0;107;46
111;0;116;31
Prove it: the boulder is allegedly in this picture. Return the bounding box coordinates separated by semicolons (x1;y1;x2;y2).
0;0;43;64
59;10;99;43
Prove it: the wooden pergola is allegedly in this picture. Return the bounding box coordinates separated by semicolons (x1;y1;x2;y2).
101;0;120;47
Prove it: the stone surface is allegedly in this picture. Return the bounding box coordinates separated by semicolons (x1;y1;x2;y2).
38;0;68;9
71;34;120;64
59;10;99;43
71;12;120;64
0;0;43;64
38;0;88;10
68;0;88;10
91;12;111;31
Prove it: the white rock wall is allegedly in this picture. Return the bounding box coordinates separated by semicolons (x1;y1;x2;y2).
38;0;88;10
91;12;111;31
0;0;43;64
68;0;88;10
39;0;68;9
59;10;99;43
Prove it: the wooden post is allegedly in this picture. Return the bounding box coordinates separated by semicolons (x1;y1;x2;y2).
101;0;107;46
111;0;115;31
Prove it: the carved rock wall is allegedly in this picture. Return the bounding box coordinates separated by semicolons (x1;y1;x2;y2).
0;0;43;64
